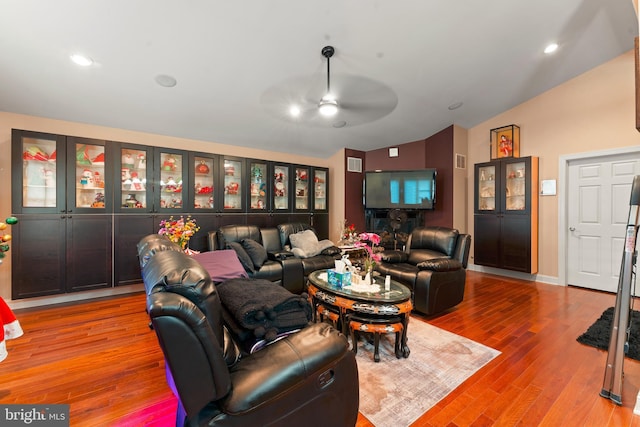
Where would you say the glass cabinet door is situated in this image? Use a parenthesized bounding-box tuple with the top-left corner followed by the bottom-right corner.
(117, 145, 151, 212)
(273, 164, 290, 211)
(504, 160, 527, 211)
(192, 154, 216, 210)
(294, 166, 310, 211)
(16, 132, 62, 211)
(68, 138, 108, 212)
(222, 157, 244, 211)
(158, 150, 185, 210)
(313, 168, 327, 211)
(248, 160, 268, 211)
(477, 164, 497, 212)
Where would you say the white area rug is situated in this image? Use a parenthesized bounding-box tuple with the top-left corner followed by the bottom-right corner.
(355, 318, 500, 427)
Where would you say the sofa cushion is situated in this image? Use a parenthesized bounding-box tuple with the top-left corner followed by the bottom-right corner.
(290, 229, 336, 259)
(289, 230, 319, 257)
(241, 238, 268, 268)
(227, 242, 255, 274)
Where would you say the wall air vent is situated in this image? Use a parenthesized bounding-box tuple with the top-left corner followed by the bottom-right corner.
(455, 153, 467, 169)
(347, 157, 362, 173)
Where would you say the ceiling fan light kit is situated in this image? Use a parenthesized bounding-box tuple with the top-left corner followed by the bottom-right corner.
(318, 98, 338, 116)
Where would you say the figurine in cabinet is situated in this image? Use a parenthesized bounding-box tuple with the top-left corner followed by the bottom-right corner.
(80, 169, 93, 187)
(122, 153, 134, 169)
(91, 193, 105, 208)
(130, 172, 143, 191)
(163, 155, 177, 172)
(225, 182, 239, 195)
(196, 160, 209, 174)
(499, 135, 513, 158)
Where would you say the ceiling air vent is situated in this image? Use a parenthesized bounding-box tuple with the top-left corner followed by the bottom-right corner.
(347, 157, 362, 173)
(455, 153, 467, 169)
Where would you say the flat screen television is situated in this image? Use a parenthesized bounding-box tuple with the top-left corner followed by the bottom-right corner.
(364, 169, 437, 210)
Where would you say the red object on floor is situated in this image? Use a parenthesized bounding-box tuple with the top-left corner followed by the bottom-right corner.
(0, 297, 23, 362)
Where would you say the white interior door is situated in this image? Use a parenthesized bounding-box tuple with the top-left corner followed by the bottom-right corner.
(567, 154, 640, 292)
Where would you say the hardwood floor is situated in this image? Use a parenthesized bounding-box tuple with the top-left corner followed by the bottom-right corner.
(2, 271, 640, 426)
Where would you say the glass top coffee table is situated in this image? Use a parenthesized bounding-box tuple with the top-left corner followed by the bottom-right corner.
(307, 269, 412, 361)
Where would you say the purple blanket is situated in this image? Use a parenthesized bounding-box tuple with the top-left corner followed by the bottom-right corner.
(192, 250, 249, 283)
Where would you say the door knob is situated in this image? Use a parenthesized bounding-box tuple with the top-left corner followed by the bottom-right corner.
(569, 227, 576, 231)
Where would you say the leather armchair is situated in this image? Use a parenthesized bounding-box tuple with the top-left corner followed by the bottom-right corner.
(376, 226, 471, 316)
(209, 225, 305, 294)
(276, 222, 341, 278)
(140, 239, 359, 427)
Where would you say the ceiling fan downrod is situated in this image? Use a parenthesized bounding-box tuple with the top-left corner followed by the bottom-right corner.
(319, 46, 338, 117)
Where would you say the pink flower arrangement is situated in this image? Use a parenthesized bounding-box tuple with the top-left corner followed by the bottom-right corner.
(355, 232, 382, 273)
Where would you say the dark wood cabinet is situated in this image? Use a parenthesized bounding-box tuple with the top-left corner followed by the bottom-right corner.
(11, 129, 331, 299)
(11, 130, 112, 298)
(473, 156, 539, 273)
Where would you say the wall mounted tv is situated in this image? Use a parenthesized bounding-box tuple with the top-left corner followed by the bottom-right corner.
(364, 169, 437, 210)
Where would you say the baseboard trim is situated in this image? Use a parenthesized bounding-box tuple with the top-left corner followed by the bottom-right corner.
(6, 284, 145, 310)
(468, 264, 559, 286)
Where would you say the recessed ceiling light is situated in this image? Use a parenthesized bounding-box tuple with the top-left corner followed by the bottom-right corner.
(289, 105, 301, 117)
(448, 102, 463, 110)
(70, 54, 93, 67)
(155, 74, 177, 88)
(544, 43, 559, 54)
(333, 120, 346, 128)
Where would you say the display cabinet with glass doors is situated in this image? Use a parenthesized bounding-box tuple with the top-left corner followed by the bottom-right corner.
(294, 166, 310, 211)
(313, 168, 328, 212)
(221, 156, 245, 212)
(191, 153, 216, 210)
(248, 160, 269, 211)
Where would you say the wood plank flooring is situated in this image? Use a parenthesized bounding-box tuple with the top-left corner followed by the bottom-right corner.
(1, 271, 640, 426)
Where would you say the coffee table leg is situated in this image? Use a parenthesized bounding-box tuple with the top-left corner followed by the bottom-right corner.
(401, 314, 410, 358)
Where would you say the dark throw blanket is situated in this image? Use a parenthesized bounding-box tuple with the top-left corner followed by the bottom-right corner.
(216, 278, 312, 343)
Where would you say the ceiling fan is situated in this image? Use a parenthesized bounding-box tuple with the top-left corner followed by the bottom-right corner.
(260, 46, 399, 128)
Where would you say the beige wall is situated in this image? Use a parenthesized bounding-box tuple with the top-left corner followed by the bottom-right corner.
(0, 113, 331, 300)
(466, 49, 640, 282)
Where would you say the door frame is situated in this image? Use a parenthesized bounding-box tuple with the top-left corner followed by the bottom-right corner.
(558, 146, 640, 286)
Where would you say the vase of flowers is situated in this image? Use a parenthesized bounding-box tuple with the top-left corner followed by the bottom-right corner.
(158, 215, 200, 252)
(354, 232, 382, 278)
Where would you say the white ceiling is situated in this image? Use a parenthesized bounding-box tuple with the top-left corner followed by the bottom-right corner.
(0, 1, 637, 158)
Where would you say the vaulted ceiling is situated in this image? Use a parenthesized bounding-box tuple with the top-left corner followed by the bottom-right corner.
(0, 1, 637, 158)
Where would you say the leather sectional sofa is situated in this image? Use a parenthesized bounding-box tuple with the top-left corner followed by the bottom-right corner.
(375, 226, 471, 316)
(208, 223, 340, 294)
(138, 234, 359, 427)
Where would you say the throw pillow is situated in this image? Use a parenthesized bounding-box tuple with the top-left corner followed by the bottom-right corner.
(289, 229, 321, 258)
(241, 238, 268, 269)
(226, 242, 255, 274)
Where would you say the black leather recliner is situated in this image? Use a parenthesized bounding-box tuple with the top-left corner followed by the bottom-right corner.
(138, 236, 359, 427)
(276, 222, 341, 278)
(209, 224, 305, 294)
(375, 226, 471, 316)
